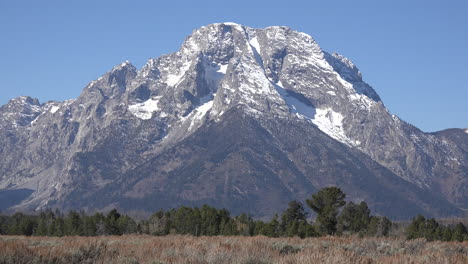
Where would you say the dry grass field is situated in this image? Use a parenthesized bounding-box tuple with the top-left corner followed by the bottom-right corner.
(1, 235, 467, 264)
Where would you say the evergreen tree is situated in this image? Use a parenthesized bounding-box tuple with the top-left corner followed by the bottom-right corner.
(35, 217, 48, 236)
(269, 214, 280, 237)
(163, 211, 172, 235)
(306, 187, 346, 235)
(280, 201, 308, 236)
(252, 220, 266, 236)
(423, 218, 439, 241)
(43, 210, 57, 236)
(452, 223, 467, 242)
(442, 226, 453, 241)
(281, 201, 307, 224)
(337, 201, 371, 234)
(298, 220, 318, 238)
(117, 215, 138, 234)
(106, 209, 122, 235)
(0, 215, 4, 235)
(406, 215, 425, 239)
(235, 213, 254, 236)
(64, 211, 82, 235)
(82, 214, 97, 236)
(379, 217, 392, 237)
(220, 218, 237, 236)
(52, 217, 65, 237)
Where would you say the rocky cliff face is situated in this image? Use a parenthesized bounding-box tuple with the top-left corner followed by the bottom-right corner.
(0, 23, 466, 219)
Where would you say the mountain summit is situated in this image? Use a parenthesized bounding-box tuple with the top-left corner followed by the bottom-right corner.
(0, 23, 466, 219)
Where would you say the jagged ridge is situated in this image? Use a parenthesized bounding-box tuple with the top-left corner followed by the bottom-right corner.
(0, 23, 466, 219)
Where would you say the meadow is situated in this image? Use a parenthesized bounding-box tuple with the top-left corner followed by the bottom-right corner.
(1, 235, 467, 264)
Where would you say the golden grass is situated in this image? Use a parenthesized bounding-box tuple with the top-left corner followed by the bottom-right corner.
(0, 235, 467, 264)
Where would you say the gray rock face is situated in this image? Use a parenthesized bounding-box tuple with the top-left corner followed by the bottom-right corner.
(0, 23, 466, 219)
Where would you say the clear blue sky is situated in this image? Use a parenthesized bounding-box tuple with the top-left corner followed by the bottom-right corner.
(1, 0, 467, 132)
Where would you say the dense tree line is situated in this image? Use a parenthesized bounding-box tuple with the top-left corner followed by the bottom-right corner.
(406, 215, 468, 241)
(0, 209, 137, 236)
(0, 187, 466, 241)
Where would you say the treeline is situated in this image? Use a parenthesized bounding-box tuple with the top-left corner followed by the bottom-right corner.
(139, 201, 391, 238)
(139, 187, 393, 238)
(406, 215, 468, 242)
(0, 209, 137, 236)
(0, 187, 466, 242)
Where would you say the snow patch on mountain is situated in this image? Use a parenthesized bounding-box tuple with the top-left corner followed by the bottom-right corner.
(49, 106, 60, 114)
(218, 64, 228, 74)
(312, 108, 355, 146)
(349, 93, 375, 111)
(128, 97, 162, 120)
(188, 100, 214, 131)
(222, 22, 241, 27)
(275, 81, 315, 119)
(204, 63, 228, 86)
(249, 37, 261, 54)
(273, 79, 356, 146)
(166, 62, 191, 87)
(465, 129, 468, 134)
(180, 96, 215, 131)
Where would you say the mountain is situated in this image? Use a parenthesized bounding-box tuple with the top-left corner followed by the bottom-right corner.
(0, 23, 466, 219)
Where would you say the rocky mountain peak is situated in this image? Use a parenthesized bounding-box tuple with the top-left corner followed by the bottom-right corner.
(0, 23, 466, 219)
(101, 23, 396, 151)
(324, 52, 381, 102)
(0, 96, 43, 128)
(9, 96, 41, 106)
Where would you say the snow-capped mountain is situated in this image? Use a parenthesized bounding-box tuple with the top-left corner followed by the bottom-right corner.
(0, 23, 466, 219)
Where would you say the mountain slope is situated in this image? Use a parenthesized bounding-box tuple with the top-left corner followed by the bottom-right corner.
(0, 23, 466, 219)
(57, 107, 461, 219)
